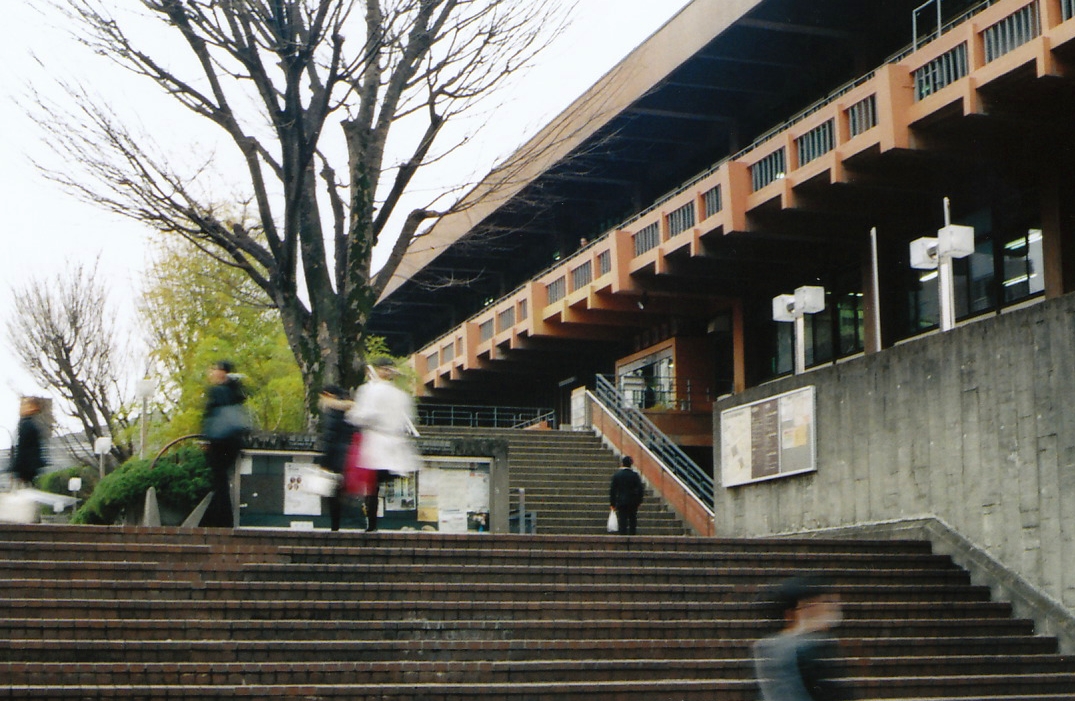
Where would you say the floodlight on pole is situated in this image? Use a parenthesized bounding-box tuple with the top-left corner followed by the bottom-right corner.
(772, 285, 826, 375)
(910, 197, 974, 331)
(93, 436, 112, 479)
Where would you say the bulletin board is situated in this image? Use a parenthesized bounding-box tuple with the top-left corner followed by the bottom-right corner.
(720, 385, 816, 487)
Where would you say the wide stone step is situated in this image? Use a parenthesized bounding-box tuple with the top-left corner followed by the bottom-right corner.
(0, 525, 938, 555)
(0, 680, 758, 701)
(0, 579, 995, 606)
(5, 658, 1073, 687)
(0, 636, 1058, 665)
(0, 616, 1037, 641)
(0, 596, 1015, 625)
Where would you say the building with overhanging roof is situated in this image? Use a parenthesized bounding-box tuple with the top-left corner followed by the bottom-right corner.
(371, 0, 1075, 634)
(373, 0, 1073, 417)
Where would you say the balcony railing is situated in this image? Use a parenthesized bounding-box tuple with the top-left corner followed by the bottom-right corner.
(847, 94, 878, 137)
(666, 202, 696, 237)
(571, 261, 593, 291)
(702, 185, 722, 218)
(546, 276, 566, 304)
(751, 148, 786, 192)
(594, 374, 713, 508)
(633, 222, 661, 256)
(796, 119, 835, 166)
(984, 1, 1040, 61)
(914, 42, 969, 99)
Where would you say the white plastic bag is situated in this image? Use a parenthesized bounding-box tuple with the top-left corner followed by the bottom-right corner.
(300, 466, 340, 497)
(0, 490, 40, 524)
(606, 509, 618, 533)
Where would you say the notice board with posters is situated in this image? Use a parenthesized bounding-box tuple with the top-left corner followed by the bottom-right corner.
(720, 385, 816, 488)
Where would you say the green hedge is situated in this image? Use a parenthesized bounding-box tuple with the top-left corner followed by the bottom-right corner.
(71, 445, 211, 525)
(36, 465, 99, 500)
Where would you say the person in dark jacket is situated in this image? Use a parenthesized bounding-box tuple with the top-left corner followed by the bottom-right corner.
(753, 576, 854, 701)
(200, 360, 248, 528)
(609, 455, 645, 535)
(317, 384, 354, 531)
(10, 397, 47, 486)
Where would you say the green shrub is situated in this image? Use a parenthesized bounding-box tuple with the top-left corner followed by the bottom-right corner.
(71, 444, 211, 525)
(37, 464, 100, 500)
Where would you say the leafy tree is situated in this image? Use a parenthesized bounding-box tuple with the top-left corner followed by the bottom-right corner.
(139, 238, 308, 442)
(33, 0, 572, 400)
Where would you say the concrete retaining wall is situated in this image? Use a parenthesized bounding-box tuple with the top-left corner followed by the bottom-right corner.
(713, 294, 1075, 617)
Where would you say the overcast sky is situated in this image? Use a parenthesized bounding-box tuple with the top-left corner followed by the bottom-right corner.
(0, 0, 693, 449)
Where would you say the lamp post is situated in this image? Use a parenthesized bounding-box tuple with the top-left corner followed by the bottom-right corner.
(772, 285, 826, 375)
(93, 436, 112, 479)
(135, 377, 156, 459)
(910, 197, 975, 332)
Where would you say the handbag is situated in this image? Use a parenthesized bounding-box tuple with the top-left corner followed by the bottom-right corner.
(606, 509, 619, 533)
(204, 403, 253, 440)
(299, 466, 340, 497)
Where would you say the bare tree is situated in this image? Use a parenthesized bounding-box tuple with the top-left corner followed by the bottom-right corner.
(29, 0, 572, 399)
(6, 261, 134, 466)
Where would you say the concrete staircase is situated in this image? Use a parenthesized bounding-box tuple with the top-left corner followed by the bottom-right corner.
(1, 524, 1074, 699)
(420, 425, 692, 535)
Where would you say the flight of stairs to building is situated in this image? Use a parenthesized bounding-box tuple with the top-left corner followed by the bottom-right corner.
(420, 425, 692, 535)
(1, 524, 1073, 699)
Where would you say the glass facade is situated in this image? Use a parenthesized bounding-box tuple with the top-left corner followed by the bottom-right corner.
(908, 207, 1044, 333)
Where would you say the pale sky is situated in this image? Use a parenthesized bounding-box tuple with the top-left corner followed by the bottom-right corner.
(0, 1, 694, 449)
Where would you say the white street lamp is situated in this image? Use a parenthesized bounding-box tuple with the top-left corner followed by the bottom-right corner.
(910, 197, 975, 331)
(93, 436, 112, 479)
(773, 285, 826, 375)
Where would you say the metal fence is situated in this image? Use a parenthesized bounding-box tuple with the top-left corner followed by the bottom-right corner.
(417, 404, 557, 429)
(750, 148, 786, 192)
(983, 1, 1040, 62)
(594, 375, 713, 508)
(796, 119, 835, 166)
(847, 94, 878, 138)
(913, 42, 969, 100)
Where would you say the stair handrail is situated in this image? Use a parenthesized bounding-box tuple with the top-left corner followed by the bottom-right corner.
(594, 374, 713, 508)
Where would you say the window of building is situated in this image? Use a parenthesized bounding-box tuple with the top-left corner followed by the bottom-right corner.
(906, 207, 1044, 334)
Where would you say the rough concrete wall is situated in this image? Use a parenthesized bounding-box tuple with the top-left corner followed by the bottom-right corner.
(713, 294, 1075, 611)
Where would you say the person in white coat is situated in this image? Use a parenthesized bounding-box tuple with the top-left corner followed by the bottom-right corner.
(346, 357, 420, 530)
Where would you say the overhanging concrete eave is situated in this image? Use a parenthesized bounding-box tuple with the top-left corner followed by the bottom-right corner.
(377, 0, 766, 303)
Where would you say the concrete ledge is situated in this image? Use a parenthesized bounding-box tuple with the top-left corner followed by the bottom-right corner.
(770, 516, 1075, 655)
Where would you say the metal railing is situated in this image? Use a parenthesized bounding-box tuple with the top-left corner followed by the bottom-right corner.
(702, 185, 722, 218)
(417, 404, 557, 429)
(666, 201, 696, 237)
(847, 94, 878, 137)
(594, 375, 713, 508)
(983, 1, 1040, 62)
(796, 119, 835, 166)
(633, 222, 661, 255)
(750, 148, 786, 192)
(913, 42, 969, 99)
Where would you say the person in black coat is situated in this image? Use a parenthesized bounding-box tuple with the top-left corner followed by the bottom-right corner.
(317, 384, 354, 531)
(609, 455, 645, 535)
(200, 360, 247, 528)
(10, 397, 46, 486)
